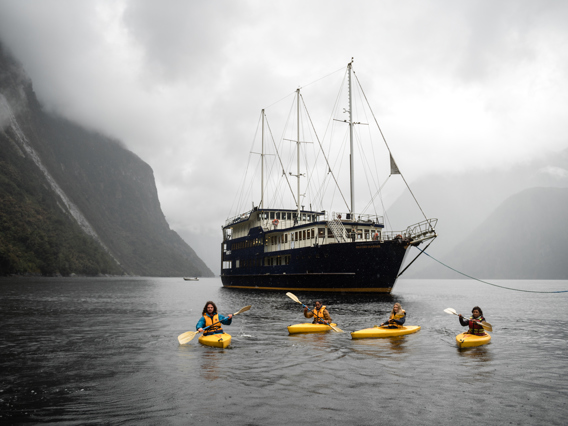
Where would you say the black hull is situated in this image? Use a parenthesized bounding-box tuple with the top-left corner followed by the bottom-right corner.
(221, 240, 411, 293)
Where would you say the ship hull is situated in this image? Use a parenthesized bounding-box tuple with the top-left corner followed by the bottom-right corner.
(221, 240, 411, 293)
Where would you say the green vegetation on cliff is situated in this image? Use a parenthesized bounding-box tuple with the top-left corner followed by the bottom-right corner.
(0, 132, 123, 276)
(0, 42, 213, 277)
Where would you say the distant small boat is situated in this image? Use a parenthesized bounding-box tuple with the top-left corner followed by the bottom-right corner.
(183, 277, 199, 281)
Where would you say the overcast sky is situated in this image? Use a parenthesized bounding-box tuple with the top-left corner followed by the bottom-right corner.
(1, 0, 567, 273)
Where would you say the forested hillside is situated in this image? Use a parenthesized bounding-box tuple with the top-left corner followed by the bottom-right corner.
(0, 42, 213, 277)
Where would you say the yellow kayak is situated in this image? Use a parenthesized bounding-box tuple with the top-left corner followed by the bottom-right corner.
(287, 323, 337, 334)
(456, 332, 491, 348)
(198, 333, 232, 348)
(351, 325, 421, 339)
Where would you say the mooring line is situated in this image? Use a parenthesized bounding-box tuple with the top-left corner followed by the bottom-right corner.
(415, 247, 568, 294)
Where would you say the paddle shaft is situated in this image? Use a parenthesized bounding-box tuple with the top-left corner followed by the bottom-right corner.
(452, 312, 492, 331)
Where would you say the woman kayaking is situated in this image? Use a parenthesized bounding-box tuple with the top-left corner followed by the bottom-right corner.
(458, 306, 487, 335)
(380, 302, 406, 328)
(196, 301, 233, 336)
(303, 300, 332, 325)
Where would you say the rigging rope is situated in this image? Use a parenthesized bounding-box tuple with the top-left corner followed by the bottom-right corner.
(353, 69, 433, 232)
(301, 94, 350, 212)
(415, 246, 568, 293)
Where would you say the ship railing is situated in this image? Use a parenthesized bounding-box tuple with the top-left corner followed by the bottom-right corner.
(326, 211, 384, 225)
(225, 209, 254, 227)
(382, 219, 438, 242)
(406, 218, 438, 241)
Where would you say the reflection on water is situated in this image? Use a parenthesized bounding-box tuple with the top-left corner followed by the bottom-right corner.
(1, 277, 567, 424)
(198, 348, 225, 381)
(457, 345, 494, 362)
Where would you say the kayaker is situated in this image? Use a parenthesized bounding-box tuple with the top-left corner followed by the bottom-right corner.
(380, 302, 406, 328)
(458, 306, 486, 335)
(196, 301, 233, 336)
(304, 301, 332, 324)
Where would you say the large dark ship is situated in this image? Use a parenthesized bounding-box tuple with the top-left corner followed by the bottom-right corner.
(221, 61, 437, 293)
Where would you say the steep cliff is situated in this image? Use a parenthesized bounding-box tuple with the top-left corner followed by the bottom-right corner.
(0, 43, 213, 277)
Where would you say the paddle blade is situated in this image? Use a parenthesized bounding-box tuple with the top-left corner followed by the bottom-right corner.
(286, 292, 302, 304)
(234, 305, 252, 316)
(444, 308, 458, 316)
(481, 321, 493, 332)
(178, 330, 200, 345)
(330, 324, 344, 333)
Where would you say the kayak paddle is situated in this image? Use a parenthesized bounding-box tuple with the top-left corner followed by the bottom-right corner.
(444, 308, 493, 332)
(178, 305, 252, 344)
(286, 292, 344, 333)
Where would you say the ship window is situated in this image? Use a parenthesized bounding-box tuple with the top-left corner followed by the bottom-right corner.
(276, 212, 280, 220)
(303, 230, 306, 240)
(284, 234, 288, 243)
(312, 228, 315, 239)
(222, 261, 232, 269)
(318, 228, 325, 238)
(307, 229, 310, 239)
(287, 212, 291, 220)
(293, 213, 297, 219)
(327, 228, 333, 237)
(236, 260, 240, 268)
(270, 212, 275, 219)
(295, 231, 298, 241)
(365, 230, 369, 239)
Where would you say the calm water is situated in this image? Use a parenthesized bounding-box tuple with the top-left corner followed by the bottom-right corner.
(1, 277, 567, 425)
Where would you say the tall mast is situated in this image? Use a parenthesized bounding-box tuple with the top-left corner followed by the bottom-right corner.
(296, 88, 301, 217)
(261, 109, 265, 211)
(348, 60, 355, 216)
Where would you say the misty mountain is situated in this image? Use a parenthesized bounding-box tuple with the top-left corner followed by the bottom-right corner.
(387, 149, 568, 279)
(417, 187, 568, 279)
(0, 42, 213, 277)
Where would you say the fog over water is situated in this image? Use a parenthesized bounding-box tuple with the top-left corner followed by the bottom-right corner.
(1, 277, 567, 424)
(1, 1, 568, 272)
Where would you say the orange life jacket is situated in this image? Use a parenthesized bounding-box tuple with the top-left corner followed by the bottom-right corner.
(312, 306, 328, 324)
(203, 313, 223, 336)
(388, 310, 406, 328)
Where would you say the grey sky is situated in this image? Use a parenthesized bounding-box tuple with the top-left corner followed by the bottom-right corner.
(1, 0, 567, 273)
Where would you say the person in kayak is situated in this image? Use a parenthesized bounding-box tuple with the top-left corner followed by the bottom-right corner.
(196, 301, 233, 336)
(304, 301, 332, 324)
(380, 302, 406, 328)
(458, 306, 486, 335)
